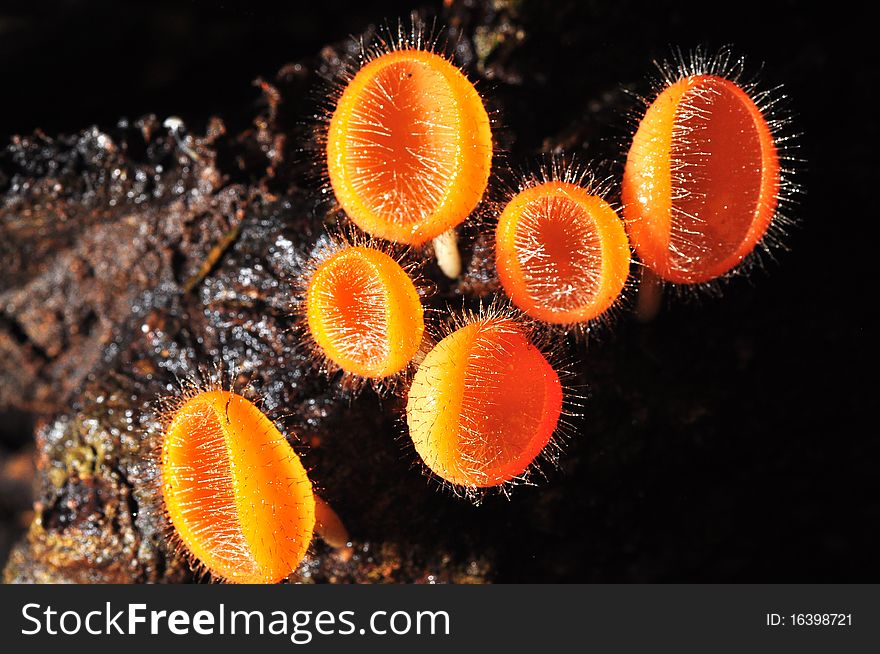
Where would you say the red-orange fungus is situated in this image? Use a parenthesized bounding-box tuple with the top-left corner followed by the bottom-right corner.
(622, 74, 780, 284)
(495, 181, 630, 325)
(161, 390, 315, 583)
(406, 316, 563, 488)
(327, 48, 493, 245)
(305, 245, 425, 379)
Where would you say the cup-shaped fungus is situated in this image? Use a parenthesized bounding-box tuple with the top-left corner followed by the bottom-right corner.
(326, 45, 493, 269)
(305, 244, 424, 379)
(622, 72, 780, 284)
(161, 390, 315, 583)
(406, 314, 563, 489)
(495, 180, 630, 326)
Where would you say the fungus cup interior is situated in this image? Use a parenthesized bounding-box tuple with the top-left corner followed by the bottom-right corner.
(305, 245, 425, 378)
(623, 74, 779, 283)
(496, 181, 630, 324)
(161, 390, 315, 583)
(327, 49, 492, 245)
(407, 318, 562, 487)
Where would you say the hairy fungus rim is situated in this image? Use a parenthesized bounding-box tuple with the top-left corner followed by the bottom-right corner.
(327, 48, 493, 245)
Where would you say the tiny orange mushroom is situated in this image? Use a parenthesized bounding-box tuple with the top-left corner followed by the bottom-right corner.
(161, 390, 315, 584)
(326, 48, 493, 247)
(495, 181, 630, 326)
(622, 73, 780, 284)
(406, 315, 563, 489)
(305, 245, 424, 379)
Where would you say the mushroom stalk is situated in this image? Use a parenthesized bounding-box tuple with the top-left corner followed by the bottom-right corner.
(433, 229, 462, 279)
(635, 266, 663, 323)
(314, 496, 349, 549)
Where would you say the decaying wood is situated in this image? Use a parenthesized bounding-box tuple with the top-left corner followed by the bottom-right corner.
(0, 0, 536, 583)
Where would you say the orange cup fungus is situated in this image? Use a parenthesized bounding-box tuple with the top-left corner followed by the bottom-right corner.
(326, 48, 493, 246)
(622, 73, 780, 284)
(161, 390, 315, 583)
(406, 315, 563, 489)
(496, 181, 630, 325)
(305, 245, 424, 379)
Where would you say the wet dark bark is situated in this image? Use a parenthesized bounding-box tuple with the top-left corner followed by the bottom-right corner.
(0, 0, 532, 583)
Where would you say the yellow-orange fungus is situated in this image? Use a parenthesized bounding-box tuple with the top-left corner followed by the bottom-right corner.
(305, 245, 424, 378)
(161, 390, 315, 583)
(495, 181, 630, 325)
(406, 316, 563, 488)
(327, 49, 492, 245)
(622, 74, 780, 284)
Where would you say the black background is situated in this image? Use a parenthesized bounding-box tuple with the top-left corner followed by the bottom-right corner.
(0, 0, 875, 581)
